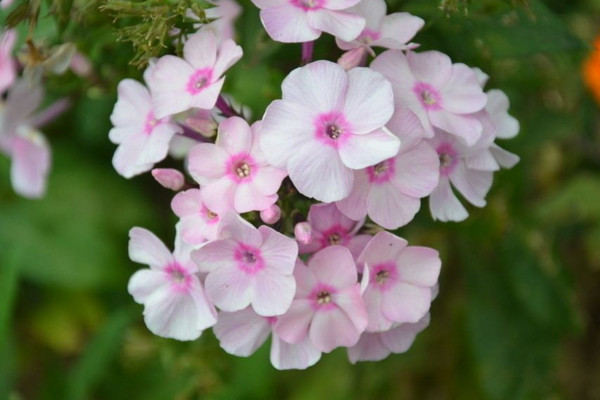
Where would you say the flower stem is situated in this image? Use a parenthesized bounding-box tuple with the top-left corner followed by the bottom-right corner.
(301, 41, 314, 65)
(177, 123, 209, 142)
(215, 95, 242, 118)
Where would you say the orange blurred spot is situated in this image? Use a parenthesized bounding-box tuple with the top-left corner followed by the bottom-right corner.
(583, 36, 600, 104)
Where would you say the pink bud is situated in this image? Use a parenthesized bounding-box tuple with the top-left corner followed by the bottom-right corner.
(70, 51, 93, 78)
(151, 168, 185, 191)
(184, 110, 217, 138)
(294, 222, 312, 245)
(337, 48, 368, 71)
(260, 204, 281, 224)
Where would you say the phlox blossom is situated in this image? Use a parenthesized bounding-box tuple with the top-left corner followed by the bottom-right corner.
(336, 109, 439, 229)
(109, 77, 182, 178)
(171, 188, 221, 245)
(371, 50, 487, 145)
(251, 0, 365, 43)
(274, 246, 368, 352)
(299, 202, 371, 260)
(336, 0, 423, 68)
(192, 213, 298, 316)
(188, 117, 287, 214)
(261, 60, 399, 202)
(204, 0, 242, 43)
(357, 231, 440, 331)
(214, 307, 322, 370)
(147, 30, 242, 119)
(127, 226, 217, 341)
(0, 80, 51, 198)
(347, 314, 430, 363)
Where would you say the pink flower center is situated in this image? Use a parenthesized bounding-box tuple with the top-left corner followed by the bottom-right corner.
(226, 153, 257, 183)
(187, 68, 213, 95)
(143, 112, 162, 135)
(290, 0, 324, 11)
(201, 205, 219, 225)
(358, 29, 380, 45)
(366, 158, 395, 183)
(234, 243, 265, 274)
(413, 82, 442, 110)
(310, 283, 337, 311)
(314, 112, 351, 148)
(165, 263, 192, 291)
(319, 225, 349, 248)
(370, 262, 398, 291)
(436, 142, 458, 176)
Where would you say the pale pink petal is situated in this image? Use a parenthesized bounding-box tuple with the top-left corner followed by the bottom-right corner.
(357, 231, 407, 270)
(205, 264, 253, 312)
(191, 239, 237, 272)
(259, 225, 298, 275)
(260, 5, 320, 43)
(188, 143, 229, 185)
(189, 78, 225, 110)
(129, 227, 174, 269)
(143, 277, 217, 341)
(345, 0, 386, 30)
(337, 47, 368, 69)
(370, 50, 416, 95)
(465, 149, 500, 171)
(362, 286, 394, 332)
(110, 79, 151, 127)
(393, 141, 440, 197)
(342, 67, 394, 134)
(152, 168, 185, 191)
(233, 182, 277, 213)
(0, 30, 16, 93)
(213, 39, 243, 78)
(213, 308, 271, 356)
(293, 259, 318, 298)
(380, 314, 430, 353)
(308, 202, 356, 233)
(428, 111, 482, 146)
(274, 299, 314, 344)
(486, 89, 519, 139)
(148, 56, 194, 118)
(385, 108, 427, 149)
(429, 177, 468, 222)
(325, 0, 362, 10)
(216, 116, 253, 154)
(334, 286, 368, 333)
(345, 234, 372, 261)
(396, 247, 441, 287)
(251, 270, 296, 316)
(375, 13, 424, 49)
(10, 133, 51, 198)
(440, 63, 487, 114)
(309, 245, 357, 289)
(251, 165, 287, 196)
(251, 0, 286, 9)
(4, 80, 44, 129)
(171, 189, 203, 217)
(338, 128, 400, 169)
(309, 307, 361, 352)
(137, 123, 179, 165)
(260, 99, 315, 168)
(307, 9, 365, 42)
(287, 142, 353, 202)
(281, 60, 348, 113)
(449, 162, 492, 207)
(347, 332, 390, 363)
(381, 283, 431, 324)
(490, 144, 519, 169)
(367, 183, 420, 229)
(407, 50, 452, 88)
(183, 30, 217, 69)
(270, 333, 322, 370)
(336, 170, 370, 221)
(179, 216, 213, 245)
(112, 134, 153, 178)
(128, 269, 167, 304)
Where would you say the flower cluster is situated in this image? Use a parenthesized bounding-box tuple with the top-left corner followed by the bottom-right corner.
(112, 0, 519, 369)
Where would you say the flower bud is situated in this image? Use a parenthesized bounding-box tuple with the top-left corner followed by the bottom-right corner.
(294, 222, 312, 245)
(337, 48, 368, 71)
(151, 168, 185, 191)
(260, 204, 281, 224)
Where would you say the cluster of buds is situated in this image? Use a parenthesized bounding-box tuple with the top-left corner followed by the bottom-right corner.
(111, 0, 519, 369)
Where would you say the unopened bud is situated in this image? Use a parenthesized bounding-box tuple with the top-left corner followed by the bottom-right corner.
(294, 222, 312, 245)
(337, 48, 368, 71)
(260, 204, 281, 224)
(151, 168, 185, 191)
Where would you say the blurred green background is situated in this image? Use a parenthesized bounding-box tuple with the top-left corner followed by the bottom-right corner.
(1, 0, 599, 398)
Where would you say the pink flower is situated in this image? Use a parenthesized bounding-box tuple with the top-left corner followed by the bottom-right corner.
(261, 60, 399, 202)
(0, 0, 15, 8)
(347, 314, 430, 363)
(213, 307, 322, 370)
(109, 78, 182, 178)
(357, 231, 440, 331)
(192, 213, 298, 316)
(251, 0, 365, 43)
(299, 202, 371, 260)
(427, 116, 500, 222)
(371, 50, 487, 145)
(147, 30, 242, 119)
(127, 226, 217, 341)
(0, 30, 16, 93)
(336, 0, 424, 68)
(152, 168, 185, 191)
(274, 246, 367, 352)
(0, 80, 51, 198)
(260, 204, 282, 224)
(204, 0, 242, 43)
(337, 109, 439, 229)
(188, 117, 287, 214)
(171, 189, 221, 245)
(294, 222, 312, 245)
